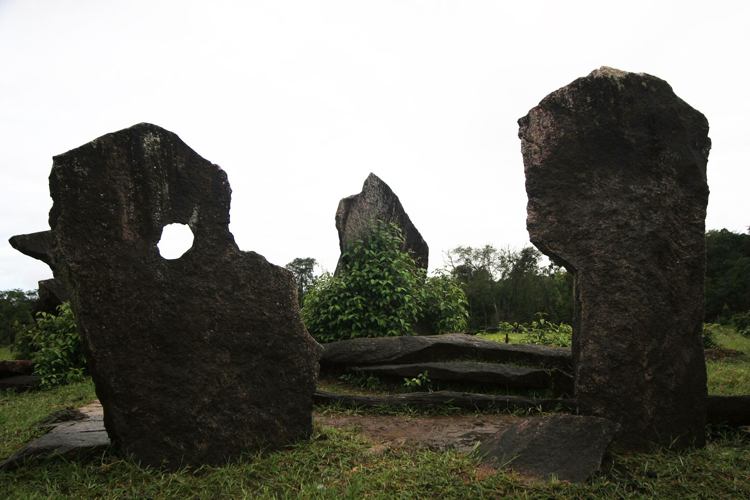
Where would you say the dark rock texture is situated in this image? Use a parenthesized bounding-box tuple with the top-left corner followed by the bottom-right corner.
(8, 231, 69, 314)
(0, 360, 33, 376)
(350, 361, 554, 390)
(314, 390, 575, 412)
(335, 173, 428, 271)
(706, 395, 750, 426)
(478, 414, 618, 483)
(48, 123, 321, 469)
(0, 375, 40, 392)
(519, 67, 710, 449)
(321, 333, 572, 371)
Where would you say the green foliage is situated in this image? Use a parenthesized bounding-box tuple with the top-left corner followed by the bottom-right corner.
(419, 272, 468, 333)
(705, 228, 750, 322)
(337, 373, 384, 391)
(402, 370, 431, 390)
(285, 257, 318, 307)
(731, 311, 750, 336)
(0, 289, 37, 345)
(446, 245, 573, 330)
(302, 222, 467, 342)
(520, 313, 573, 347)
(14, 303, 86, 388)
(702, 324, 719, 349)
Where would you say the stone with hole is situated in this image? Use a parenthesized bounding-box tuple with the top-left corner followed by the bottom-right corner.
(47, 123, 321, 469)
(519, 67, 710, 449)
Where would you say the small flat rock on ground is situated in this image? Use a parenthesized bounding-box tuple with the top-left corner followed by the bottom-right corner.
(350, 361, 554, 389)
(477, 414, 619, 483)
(0, 402, 108, 470)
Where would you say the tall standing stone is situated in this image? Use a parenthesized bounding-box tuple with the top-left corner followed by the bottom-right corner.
(519, 67, 710, 449)
(48, 123, 321, 468)
(335, 173, 428, 272)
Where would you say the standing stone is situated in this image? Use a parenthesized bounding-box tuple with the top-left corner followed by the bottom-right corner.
(335, 173, 428, 272)
(518, 67, 710, 450)
(48, 123, 321, 468)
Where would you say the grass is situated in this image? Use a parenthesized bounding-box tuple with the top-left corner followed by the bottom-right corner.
(0, 344, 13, 360)
(1, 327, 749, 498)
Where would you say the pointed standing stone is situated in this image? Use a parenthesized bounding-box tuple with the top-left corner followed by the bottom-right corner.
(519, 67, 710, 449)
(335, 173, 428, 272)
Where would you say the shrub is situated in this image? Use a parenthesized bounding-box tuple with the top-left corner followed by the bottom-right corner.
(14, 303, 86, 388)
(302, 222, 468, 342)
(731, 311, 750, 336)
(302, 222, 422, 342)
(521, 313, 573, 347)
(419, 272, 468, 334)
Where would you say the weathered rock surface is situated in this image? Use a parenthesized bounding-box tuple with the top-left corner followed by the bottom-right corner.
(335, 173, 428, 272)
(706, 395, 750, 426)
(0, 375, 40, 392)
(314, 390, 575, 412)
(321, 334, 572, 371)
(519, 67, 710, 449)
(478, 414, 619, 483)
(8, 231, 69, 314)
(0, 360, 33, 376)
(0, 402, 108, 470)
(47, 123, 321, 469)
(350, 361, 555, 390)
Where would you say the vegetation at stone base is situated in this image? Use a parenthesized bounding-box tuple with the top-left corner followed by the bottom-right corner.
(302, 222, 468, 342)
(13, 303, 86, 388)
(2, 379, 750, 498)
(0, 345, 12, 360)
(705, 324, 750, 396)
(705, 228, 750, 323)
(0, 289, 37, 346)
(285, 257, 318, 307)
(445, 245, 573, 330)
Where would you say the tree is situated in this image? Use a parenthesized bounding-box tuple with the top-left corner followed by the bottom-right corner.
(705, 228, 750, 321)
(0, 289, 37, 345)
(285, 257, 318, 307)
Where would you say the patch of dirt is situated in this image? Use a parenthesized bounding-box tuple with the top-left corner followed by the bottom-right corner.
(705, 348, 745, 361)
(314, 413, 520, 453)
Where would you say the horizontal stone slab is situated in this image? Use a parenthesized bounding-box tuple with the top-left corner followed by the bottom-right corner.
(349, 361, 554, 390)
(313, 390, 575, 412)
(0, 375, 40, 392)
(706, 395, 750, 426)
(321, 334, 571, 371)
(0, 360, 33, 377)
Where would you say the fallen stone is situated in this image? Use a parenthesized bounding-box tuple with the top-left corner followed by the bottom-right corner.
(519, 67, 710, 449)
(313, 390, 575, 412)
(350, 361, 555, 390)
(0, 360, 33, 376)
(478, 414, 619, 483)
(335, 173, 429, 272)
(321, 334, 571, 371)
(47, 123, 321, 469)
(0, 375, 40, 392)
(0, 402, 108, 470)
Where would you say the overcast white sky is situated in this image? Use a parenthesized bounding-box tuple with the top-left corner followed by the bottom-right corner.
(1, 1, 748, 290)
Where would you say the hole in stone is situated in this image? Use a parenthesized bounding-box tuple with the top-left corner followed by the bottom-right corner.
(157, 223, 194, 260)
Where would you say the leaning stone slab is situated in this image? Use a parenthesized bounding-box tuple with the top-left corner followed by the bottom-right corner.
(0, 402, 108, 470)
(350, 361, 555, 390)
(519, 67, 710, 449)
(478, 414, 618, 483)
(47, 123, 321, 469)
(321, 334, 571, 371)
(335, 173, 429, 272)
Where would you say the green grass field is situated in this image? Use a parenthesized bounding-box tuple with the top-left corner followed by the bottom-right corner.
(1, 328, 749, 498)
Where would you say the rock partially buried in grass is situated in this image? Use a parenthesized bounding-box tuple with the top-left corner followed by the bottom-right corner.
(478, 414, 619, 483)
(48, 123, 321, 469)
(519, 67, 710, 450)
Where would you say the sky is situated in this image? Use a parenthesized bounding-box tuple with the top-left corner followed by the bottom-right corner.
(1, 1, 748, 290)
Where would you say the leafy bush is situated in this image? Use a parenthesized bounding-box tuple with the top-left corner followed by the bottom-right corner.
(731, 311, 750, 336)
(302, 222, 468, 342)
(702, 324, 719, 349)
(419, 272, 468, 334)
(14, 303, 86, 388)
(521, 313, 573, 347)
(403, 370, 431, 391)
